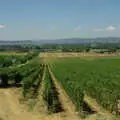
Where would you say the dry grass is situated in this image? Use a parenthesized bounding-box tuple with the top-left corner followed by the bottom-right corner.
(40, 52, 119, 59)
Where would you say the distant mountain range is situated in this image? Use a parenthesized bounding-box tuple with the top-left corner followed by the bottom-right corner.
(0, 37, 120, 45)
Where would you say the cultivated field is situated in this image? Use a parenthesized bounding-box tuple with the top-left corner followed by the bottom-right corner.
(0, 52, 120, 120)
(41, 52, 120, 119)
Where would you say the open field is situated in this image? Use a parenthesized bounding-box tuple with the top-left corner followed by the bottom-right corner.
(40, 52, 120, 58)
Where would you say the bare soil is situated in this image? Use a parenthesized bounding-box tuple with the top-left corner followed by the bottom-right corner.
(0, 87, 81, 120)
(0, 88, 38, 120)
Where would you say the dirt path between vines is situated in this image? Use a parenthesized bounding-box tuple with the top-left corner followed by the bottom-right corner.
(84, 95, 115, 120)
(33, 65, 46, 113)
(48, 66, 80, 120)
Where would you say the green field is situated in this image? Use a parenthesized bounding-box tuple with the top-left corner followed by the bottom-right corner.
(0, 52, 26, 56)
(51, 57, 120, 112)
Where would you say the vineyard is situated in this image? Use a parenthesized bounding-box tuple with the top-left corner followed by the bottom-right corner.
(43, 65, 62, 113)
(0, 52, 38, 68)
(0, 53, 63, 113)
(51, 57, 120, 115)
(0, 52, 120, 120)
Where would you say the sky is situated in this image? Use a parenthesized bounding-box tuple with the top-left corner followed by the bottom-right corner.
(0, 0, 120, 40)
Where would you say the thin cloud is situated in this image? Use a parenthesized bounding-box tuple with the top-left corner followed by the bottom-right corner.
(0, 24, 5, 29)
(94, 25, 116, 32)
(106, 25, 116, 31)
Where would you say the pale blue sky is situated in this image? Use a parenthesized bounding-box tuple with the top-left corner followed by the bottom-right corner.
(0, 0, 120, 40)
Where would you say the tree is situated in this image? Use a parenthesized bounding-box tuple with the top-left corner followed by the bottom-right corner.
(14, 73, 22, 84)
(0, 73, 8, 87)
